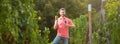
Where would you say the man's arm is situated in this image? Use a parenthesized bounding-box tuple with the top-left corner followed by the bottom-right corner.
(65, 20, 76, 28)
(53, 20, 58, 29)
(65, 22, 75, 28)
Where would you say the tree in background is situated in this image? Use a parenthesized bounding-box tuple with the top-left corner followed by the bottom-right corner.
(92, 0, 120, 44)
(0, 0, 50, 44)
(105, 0, 120, 44)
(70, 15, 88, 44)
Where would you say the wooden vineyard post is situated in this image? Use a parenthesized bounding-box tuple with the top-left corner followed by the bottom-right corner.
(88, 4, 92, 44)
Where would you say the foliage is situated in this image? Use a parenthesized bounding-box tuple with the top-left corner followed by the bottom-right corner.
(105, 0, 120, 44)
(70, 15, 88, 44)
(92, 0, 120, 44)
(0, 0, 50, 44)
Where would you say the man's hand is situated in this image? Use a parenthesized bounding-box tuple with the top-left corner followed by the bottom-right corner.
(64, 23, 70, 27)
(55, 16, 58, 20)
(64, 22, 75, 28)
(53, 16, 58, 30)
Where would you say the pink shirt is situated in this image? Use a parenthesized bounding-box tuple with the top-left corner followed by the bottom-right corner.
(57, 17, 72, 38)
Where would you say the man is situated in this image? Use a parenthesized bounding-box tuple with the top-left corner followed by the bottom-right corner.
(53, 8, 75, 44)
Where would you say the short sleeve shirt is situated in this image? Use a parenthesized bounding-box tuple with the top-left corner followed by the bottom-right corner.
(57, 17, 72, 38)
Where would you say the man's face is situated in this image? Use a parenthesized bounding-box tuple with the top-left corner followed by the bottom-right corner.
(59, 10, 66, 17)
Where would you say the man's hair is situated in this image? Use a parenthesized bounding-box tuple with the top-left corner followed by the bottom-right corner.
(59, 8, 66, 11)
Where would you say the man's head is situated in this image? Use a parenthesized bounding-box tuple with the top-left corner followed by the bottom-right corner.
(59, 8, 66, 17)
